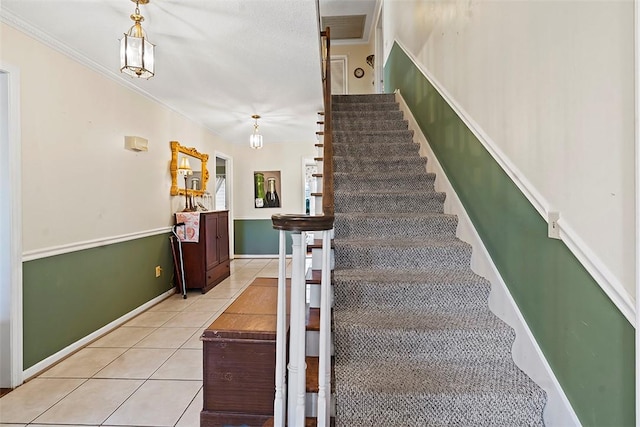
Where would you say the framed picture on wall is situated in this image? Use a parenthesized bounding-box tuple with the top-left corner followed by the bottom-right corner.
(254, 170, 281, 208)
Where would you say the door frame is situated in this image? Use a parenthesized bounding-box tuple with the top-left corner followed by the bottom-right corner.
(1, 62, 23, 388)
(330, 55, 348, 95)
(634, 0, 639, 423)
(373, 0, 385, 93)
(214, 151, 234, 259)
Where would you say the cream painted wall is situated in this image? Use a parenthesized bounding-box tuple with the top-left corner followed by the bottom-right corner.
(1, 23, 234, 252)
(332, 42, 376, 95)
(384, 1, 635, 299)
(233, 141, 315, 219)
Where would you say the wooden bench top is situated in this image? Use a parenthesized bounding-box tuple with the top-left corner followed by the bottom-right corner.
(201, 277, 289, 342)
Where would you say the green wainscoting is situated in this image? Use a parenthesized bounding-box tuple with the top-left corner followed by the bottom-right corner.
(385, 42, 634, 426)
(22, 233, 174, 369)
(234, 219, 293, 256)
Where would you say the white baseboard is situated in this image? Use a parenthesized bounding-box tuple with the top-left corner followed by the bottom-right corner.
(396, 91, 581, 427)
(23, 288, 176, 380)
(233, 254, 282, 259)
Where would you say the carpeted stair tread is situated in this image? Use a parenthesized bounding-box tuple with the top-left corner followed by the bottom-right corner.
(333, 280, 491, 312)
(336, 212, 453, 219)
(334, 191, 446, 214)
(334, 212, 458, 239)
(334, 172, 435, 193)
(334, 360, 545, 427)
(333, 119, 409, 131)
(334, 236, 470, 249)
(333, 141, 419, 157)
(333, 156, 427, 173)
(334, 305, 513, 334)
(332, 268, 492, 309)
(332, 129, 414, 138)
(334, 308, 515, 362)
(332, 130, 415, 144)
(333, 93, 396, 103)
(334, 239, 472, 270)
(333, 110, 404, 121)
(333, 102, 399, 111)
(332, 267, 489, 286)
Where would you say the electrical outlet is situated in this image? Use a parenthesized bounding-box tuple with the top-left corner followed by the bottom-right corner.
(548, 212, 560, 239)
(155, 266, 162, 278)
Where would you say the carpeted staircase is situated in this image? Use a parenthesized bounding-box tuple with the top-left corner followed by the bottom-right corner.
(330, 93, 547, 426)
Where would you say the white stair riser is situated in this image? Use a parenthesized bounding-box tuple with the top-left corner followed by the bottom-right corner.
(308, 282, 334, 309)
(312, 248, 334, 270)
(306, 330, 334, 357)
(305, 393, 336, 418)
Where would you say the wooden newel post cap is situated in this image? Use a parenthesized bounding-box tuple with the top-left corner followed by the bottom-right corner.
(271, 214, 334, 232)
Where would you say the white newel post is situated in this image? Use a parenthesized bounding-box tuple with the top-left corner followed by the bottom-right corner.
(288, 232, 307, 427)
(273, 230, 287, 427)
(317, 229, 332, 426)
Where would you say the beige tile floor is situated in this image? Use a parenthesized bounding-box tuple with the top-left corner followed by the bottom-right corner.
(0, 258, 285, 427)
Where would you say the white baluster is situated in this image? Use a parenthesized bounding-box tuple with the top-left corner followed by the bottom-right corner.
(317, 229, 332, 426)
(273, 230, 287, 427)
(288, 232, 307, 427)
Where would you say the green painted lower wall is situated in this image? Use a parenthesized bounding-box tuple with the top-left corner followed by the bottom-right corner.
(385, 43, 634, 426)
(22, 233, 174, 369)
(234, 219, 293, 255)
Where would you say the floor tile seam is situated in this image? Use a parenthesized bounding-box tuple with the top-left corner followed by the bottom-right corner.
(144, 378, 203, 383)
(5, 377, 90, 425)
(173, 384, 204, 427)
(91, 346, 181, 382)
(96, 377, 147, 426)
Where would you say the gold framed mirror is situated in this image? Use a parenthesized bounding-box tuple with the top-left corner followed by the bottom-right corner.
(170, 140, 209, 196)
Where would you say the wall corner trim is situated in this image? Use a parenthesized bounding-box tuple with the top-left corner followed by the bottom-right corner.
(396, 90, 581, 426)
(392, 39, 635, 327)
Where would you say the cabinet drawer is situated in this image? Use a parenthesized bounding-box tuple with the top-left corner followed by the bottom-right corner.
(206, 261, 230, 286)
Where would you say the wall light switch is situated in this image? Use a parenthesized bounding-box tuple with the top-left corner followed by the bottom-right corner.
(155, 266, 162, 277)
(548, 212, 560, 239)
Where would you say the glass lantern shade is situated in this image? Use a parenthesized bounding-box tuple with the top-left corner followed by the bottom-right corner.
(120, 26, 155, 79)
(250, 133, 263, 150)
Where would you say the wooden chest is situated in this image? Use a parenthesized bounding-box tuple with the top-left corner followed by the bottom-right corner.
(201, 278, 288, 427)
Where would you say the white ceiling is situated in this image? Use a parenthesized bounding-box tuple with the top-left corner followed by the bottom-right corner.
(0, 0, 378, 146)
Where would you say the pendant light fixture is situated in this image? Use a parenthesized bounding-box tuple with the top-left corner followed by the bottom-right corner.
(250, 115, 264, 149)
(120, 0, 155, 79)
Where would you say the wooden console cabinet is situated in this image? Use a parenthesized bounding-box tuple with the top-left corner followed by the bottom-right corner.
(178, 210, 230, 293)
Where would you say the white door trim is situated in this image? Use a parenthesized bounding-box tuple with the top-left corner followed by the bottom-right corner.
(330, 55, 348, 95)
(373, 0, 384, 93)
(214, 151, 234, 259)
(634, 0, 639, 423)
(1, 61, 23, 388)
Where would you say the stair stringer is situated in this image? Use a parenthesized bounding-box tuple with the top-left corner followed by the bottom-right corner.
(395, 90, 581, 427)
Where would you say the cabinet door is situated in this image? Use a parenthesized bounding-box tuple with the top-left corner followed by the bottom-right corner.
(217, 212, 229, 262)
(205, 213, 220, 270)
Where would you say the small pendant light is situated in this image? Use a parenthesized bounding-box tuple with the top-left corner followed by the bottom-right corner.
(250, 115, 264, 149)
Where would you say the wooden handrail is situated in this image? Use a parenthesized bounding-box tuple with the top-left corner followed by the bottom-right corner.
(321, 27, 334, 217)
